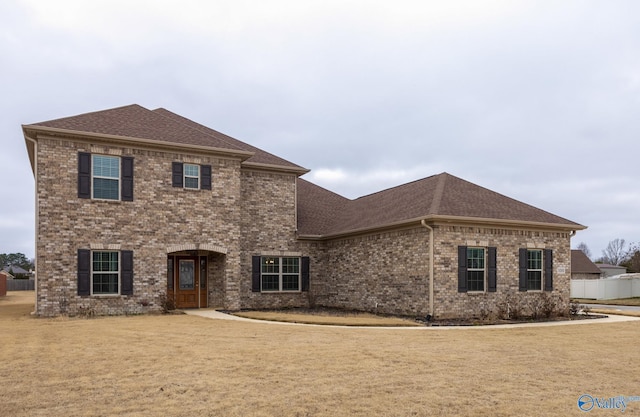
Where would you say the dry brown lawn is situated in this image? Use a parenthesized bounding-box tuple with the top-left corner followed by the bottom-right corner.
(573, 297, 640, 306)
(2, 291, 640, 417)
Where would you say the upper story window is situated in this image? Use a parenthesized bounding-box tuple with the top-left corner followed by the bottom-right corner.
(172, 162, 212, 190)
(93, 155, 120, 200)
(183, 164, 200, 189)
(78, 152, 134, 201)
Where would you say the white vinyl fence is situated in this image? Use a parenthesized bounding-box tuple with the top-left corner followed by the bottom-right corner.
(571, 274, 640, 300)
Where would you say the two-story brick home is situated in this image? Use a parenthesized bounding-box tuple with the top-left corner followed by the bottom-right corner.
(23, 104, 585, 318)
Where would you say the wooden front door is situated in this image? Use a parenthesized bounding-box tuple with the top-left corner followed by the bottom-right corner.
(176, 257, 198, 308)
(168, 255, 208, 309)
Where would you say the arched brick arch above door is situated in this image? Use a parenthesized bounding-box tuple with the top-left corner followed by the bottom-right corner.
(165, 244, 228, 255)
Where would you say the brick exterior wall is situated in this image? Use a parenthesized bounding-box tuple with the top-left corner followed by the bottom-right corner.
(239, 169, 311, 309)
(310, 227, 430, 316)
(33, 136, 574, 319)
(431, 224, 571, 319)
(34, 137, 244, 316)
(302, 224, 572, 319)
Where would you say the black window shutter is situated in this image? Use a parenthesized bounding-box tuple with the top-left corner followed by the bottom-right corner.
(172, 162, 183, 187)
(518, 248, 528, 292)
(201, 165, 212, 190)
(301, 256, 310, 292)
(78, 152, 91, 199)
(77, 249, 91, 296)
(544, 249, 553, 291)
(251, 256, 261, 292)
(457, 246, 468, 293)
(121, 250, 134, 295)
(121, 157, 134, 201)
(488, 247, 497, 292)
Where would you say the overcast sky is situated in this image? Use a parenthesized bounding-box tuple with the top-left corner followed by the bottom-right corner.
(1, 0, 639, 260)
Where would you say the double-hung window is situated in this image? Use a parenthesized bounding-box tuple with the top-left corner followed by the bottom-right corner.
(526, 249, 543, 291)
(77, 249, 134, 296)
(78, 152, 133, 201)
(466, 248, 485, 292)
(260, 257, 300, 292)
(93, 155, 120, 200)
(251, 256, 310, 293)
(458, 246, 497, 293)
(171, 162, 212, 190)
(518, 248, 553, 292)
(183, 164, 200, 189)
(92, 251, 119, 295)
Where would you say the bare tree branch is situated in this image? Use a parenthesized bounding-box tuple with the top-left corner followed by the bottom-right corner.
(601, 238, 629, 265)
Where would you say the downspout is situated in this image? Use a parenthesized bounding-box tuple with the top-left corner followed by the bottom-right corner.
(420, 219, 434, 318)
(24, 134, 38, 315)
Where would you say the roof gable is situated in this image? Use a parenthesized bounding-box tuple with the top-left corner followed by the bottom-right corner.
(298, 172, 585, 237)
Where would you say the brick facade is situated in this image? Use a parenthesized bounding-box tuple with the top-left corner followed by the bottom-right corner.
(34, 137, 244, 316)
(301, 224, 571, 319)
(26, 107, 581, 319)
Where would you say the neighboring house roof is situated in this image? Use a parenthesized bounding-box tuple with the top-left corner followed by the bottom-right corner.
(1, 265, 29, 275)
(0, 270, 14, 279)
(570, 250, 601, 274)
(297, 173, 586, 238)
(597, 264, 626, 271)
(23, 104, 308, 174)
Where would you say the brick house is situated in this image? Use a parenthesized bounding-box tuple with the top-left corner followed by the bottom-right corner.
(23, 105, 585, 318)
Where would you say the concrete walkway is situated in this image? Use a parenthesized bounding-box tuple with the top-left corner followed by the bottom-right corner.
(183, 308, 640, 329)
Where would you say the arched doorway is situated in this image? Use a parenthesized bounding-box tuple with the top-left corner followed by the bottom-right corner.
(166, 244, 227, 309)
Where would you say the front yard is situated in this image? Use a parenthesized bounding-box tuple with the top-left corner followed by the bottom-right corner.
(2, 291, 640, 416)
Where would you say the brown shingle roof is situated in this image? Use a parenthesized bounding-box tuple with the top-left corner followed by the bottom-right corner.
(26, 104, 307, 172)
(298, 173, 585, 237)
(571, 250, 602, 274)
(297, 179, 350, 235)
(153, 108, 305, 170)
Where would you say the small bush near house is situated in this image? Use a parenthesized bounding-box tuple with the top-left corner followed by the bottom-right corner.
(159, 293, 176, 313)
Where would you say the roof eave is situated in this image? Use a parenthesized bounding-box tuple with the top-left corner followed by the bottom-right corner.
(21, 125, 256, 161)
(297, 214, 586, 241)
(426, 214, 587, 231)
(242, 161, 310, 175)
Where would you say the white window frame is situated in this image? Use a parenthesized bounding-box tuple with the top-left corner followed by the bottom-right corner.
(527, 249, 543, 291)
(91, 250, 120, 296)
(261, 256, 301, 292)
(466, 247, 486, 292)
(92, 155, 121, 200)
(183, 163, 200, 189)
